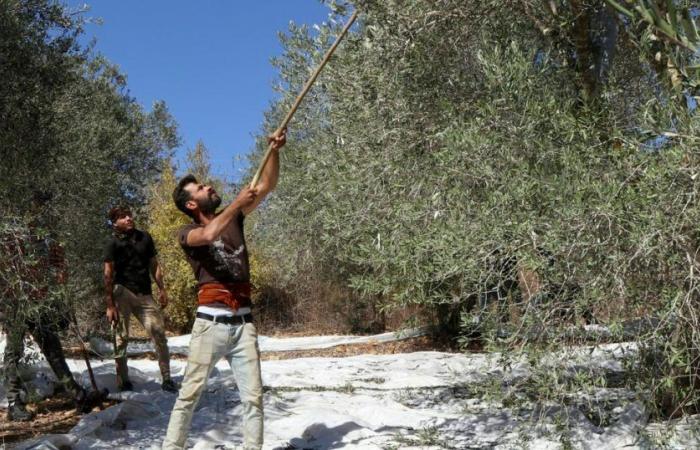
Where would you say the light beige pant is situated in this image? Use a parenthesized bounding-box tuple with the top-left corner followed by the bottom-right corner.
(162, 318, 263, 450)
(113, 284, 171, 385)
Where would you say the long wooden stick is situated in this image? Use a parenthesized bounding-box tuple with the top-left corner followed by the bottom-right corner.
(250, 10, 359, 188)
(69, 309, 106, 402)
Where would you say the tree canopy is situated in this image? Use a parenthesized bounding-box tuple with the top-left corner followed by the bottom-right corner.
(0, 0, 178, 327)
(248, 0, 700, 415)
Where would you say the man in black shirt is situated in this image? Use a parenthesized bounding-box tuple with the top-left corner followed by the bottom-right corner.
(103, 206, 177, 392)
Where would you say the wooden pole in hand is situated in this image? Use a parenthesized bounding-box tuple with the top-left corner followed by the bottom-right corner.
(250, 10, 359, 189)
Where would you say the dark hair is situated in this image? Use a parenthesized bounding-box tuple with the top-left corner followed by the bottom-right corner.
(108, 206, 132, 223)
(173, 174, 198, 219)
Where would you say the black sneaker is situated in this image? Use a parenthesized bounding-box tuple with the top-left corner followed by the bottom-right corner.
(119, 380, 134, 392)
(7, 402, 34, 421)
(161, 379, 179, 393)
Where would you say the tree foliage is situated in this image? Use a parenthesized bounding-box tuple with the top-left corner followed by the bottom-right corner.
(0, 0, 178, 331)
(604, 0, 700, 96)
(145, 161, 193, 332)
(250, 0, 700, 415)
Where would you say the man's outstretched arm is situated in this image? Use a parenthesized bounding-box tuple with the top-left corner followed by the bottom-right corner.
(242, 129, 286, 215)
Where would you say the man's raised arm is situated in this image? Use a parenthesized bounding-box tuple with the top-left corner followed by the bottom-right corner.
(242, 129, 286, 215)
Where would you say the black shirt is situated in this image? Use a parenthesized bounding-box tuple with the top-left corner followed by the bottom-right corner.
(104, 229, 156, 295)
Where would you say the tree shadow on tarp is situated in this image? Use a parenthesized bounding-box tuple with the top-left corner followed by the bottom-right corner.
(272, 409, 523, 449)
(272, 421, 363, 450)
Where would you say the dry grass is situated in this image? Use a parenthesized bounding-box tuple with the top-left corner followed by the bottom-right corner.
(253, 279, 438, 337)
(260, 335, 463, 361)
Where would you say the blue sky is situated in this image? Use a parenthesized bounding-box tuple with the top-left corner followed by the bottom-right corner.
(67, 1, 331, 182)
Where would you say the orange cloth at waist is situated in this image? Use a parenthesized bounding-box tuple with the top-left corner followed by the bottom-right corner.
(197, 282, 252, 311)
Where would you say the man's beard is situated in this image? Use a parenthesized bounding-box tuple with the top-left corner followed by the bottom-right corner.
(198, 193, 221, 215)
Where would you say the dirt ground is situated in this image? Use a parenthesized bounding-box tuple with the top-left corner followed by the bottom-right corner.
(2, 333, 463, 446)
(0, 396, 117, 447)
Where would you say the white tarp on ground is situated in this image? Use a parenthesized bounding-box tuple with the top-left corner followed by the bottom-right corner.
(86, 327, 430, 358)
(2, 334, 699, 449)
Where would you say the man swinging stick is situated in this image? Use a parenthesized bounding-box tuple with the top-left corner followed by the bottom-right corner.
(163, 10, 357, 449)
(162, 130, 286, 450)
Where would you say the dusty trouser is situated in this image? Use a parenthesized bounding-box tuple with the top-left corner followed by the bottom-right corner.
(3, 311, 82, 406)
(162, 318, 263, 450)
(113, 284, 170, 387)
